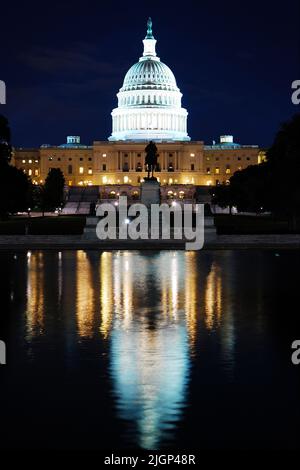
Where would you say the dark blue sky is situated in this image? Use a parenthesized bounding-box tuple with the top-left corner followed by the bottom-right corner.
(1, 0, 299, 147)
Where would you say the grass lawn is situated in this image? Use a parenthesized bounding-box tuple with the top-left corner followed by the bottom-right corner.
(0, 216, 86, 235)
(215, 214, 300, 234)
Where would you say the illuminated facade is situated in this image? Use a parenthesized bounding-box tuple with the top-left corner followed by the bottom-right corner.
(13, 135, 260, 190)
(12, 19, 263, 194)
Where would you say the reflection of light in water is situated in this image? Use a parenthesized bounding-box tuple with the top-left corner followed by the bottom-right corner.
(218, 253, 236, 375)
(204, 255, 235, 377)
(26, 252, 45, 338)
(205, 262, 222, 330)
(100, 252, 113, 338)
(160, 252, 180, 321)
(171, 255, 178, 318)
(184, 252, 197, 348)
(22, 249, 239, 445)
(111, 324, 189, 450)
(113, 252, 133, 329)
(76, 251, 96, 338)
(109, 251, 193, 449)
(58, 252, 63, 303)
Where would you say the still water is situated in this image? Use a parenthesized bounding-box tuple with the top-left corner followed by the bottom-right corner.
(0, 250, 299, 450)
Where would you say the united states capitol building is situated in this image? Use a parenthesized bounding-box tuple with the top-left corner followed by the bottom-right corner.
(13, 19, 264, 202)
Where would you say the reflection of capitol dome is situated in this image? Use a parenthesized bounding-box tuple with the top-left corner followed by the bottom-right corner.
(109, 18, 190, 142)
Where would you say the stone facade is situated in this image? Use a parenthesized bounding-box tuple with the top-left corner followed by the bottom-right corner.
(13, 136, 261, 190)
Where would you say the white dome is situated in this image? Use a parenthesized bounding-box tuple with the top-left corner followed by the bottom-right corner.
(121, 59, 178, 93)
(109, 18, 190, 142)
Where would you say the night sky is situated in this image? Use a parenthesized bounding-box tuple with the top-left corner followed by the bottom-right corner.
(1, 0, 300, 148)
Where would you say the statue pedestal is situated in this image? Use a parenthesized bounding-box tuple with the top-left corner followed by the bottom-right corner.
(140, 179, 160, 207)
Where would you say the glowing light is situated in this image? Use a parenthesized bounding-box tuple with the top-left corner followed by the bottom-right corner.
(26, 252, 45, 339)
(220, 135, 233, 144)
(109, 20, 190, 142)
(109, 251, 191, 449)
(76, 251, 95, 338)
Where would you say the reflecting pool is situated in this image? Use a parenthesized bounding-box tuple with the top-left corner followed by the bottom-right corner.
(0, 250, 299, 450)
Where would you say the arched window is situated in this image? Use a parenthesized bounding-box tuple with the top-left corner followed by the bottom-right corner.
(68, 165, 72, 174)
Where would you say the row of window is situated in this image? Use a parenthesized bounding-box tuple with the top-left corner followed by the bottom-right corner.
(20, 154, 252, 164)
(48, 156, 93, 162)
(206, 156, 252, 161)
(67, 165, 93, 175)
(206, 165, 244, 175)
(22, 168, 39, 176)
(206, 179, 230, 186)
(53, 164, 197, 174)
(25, 166, 242, 177)
(120, 163, 196, 172)
(45, 152, 188, 161)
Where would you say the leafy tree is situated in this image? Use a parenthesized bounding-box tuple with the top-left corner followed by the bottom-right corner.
(211, 184, 235, 214)
(0, 115, 12, 166)
(212, 164, 268, 213)
(212, 114, 300, 216)
(228, 163, 269, 213)
(0, 115, 29, 219)
(0, 164, 29, 217)
(43, 168, 65, 210)
(265, 113, 300, 216)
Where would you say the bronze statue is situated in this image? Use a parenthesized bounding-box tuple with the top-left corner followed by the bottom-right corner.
(146, 17, 153, 39)
(145, 141, 158, 179)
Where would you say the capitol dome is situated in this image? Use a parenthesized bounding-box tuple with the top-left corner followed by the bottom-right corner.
(109, 18, 190, 142)
(122, 60, 178, 92)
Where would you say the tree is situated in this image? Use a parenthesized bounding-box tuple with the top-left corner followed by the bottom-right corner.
(265, 113, 300, 216)
(211, 184, 235, 214)
(228, 163, 269, 213)
(0, 115, 12, 166)
(43, 168, 65, 211)
(212, 114, 300, 216)
(0, 115, 29, 219)
(212, 164, 269, 213)
(0, 165, 30, 218)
